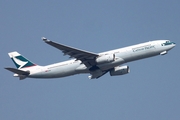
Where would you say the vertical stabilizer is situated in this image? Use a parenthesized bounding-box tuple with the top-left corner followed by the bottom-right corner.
(8, 51, 36, 69)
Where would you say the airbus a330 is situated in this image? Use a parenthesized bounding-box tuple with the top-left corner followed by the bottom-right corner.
(5, 37, 176, 80)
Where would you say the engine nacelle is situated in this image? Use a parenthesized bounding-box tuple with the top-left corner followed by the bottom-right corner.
(96, 54, 114, 64)
(110, 65, 130, 76)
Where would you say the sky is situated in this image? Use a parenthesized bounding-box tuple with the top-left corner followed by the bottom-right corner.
(1, 0, 180, 120)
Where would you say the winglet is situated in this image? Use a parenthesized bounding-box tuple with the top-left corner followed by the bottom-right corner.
(41, 37, 50, 42)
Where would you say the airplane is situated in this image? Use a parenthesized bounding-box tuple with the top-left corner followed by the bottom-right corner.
(5, 37, 176, 80)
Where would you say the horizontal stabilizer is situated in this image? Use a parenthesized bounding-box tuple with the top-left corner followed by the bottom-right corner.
(5, 67, 30, 75)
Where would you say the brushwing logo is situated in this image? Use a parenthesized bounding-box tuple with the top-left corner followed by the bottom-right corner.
(12, 56, 28, 69)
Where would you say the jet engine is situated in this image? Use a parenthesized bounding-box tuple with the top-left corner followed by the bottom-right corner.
(96, 54, 115, 64)
(110, 65, 130, 76)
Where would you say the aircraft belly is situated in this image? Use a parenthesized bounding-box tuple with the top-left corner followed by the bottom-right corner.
(75, 64, 89, 73)
(30, 63, 79, 78)
(47, 64, 78, 78)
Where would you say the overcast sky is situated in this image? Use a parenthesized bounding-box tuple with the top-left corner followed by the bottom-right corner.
(1, 1, 180, 120)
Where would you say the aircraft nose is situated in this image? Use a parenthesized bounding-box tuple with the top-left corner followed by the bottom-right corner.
(172, 42, 176, 47)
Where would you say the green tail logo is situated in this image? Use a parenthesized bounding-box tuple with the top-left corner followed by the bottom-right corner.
(9, 52, 36, 69)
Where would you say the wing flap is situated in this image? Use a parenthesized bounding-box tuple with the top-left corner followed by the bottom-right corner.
(88, 69, 108, 79)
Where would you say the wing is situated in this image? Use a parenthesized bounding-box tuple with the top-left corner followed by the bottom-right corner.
(42, 37, 99, 67)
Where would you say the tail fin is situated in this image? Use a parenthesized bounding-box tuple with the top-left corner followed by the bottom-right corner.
(8, 51, 36, 69)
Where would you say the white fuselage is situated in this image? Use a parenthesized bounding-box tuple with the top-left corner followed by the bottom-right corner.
(20, 40, 175, 79)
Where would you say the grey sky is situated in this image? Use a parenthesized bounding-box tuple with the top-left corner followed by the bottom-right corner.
(1, 1, 180, 120)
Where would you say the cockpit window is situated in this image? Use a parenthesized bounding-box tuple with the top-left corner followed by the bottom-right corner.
(162, 40, 174, 46)
(166, 40, 170, 43)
